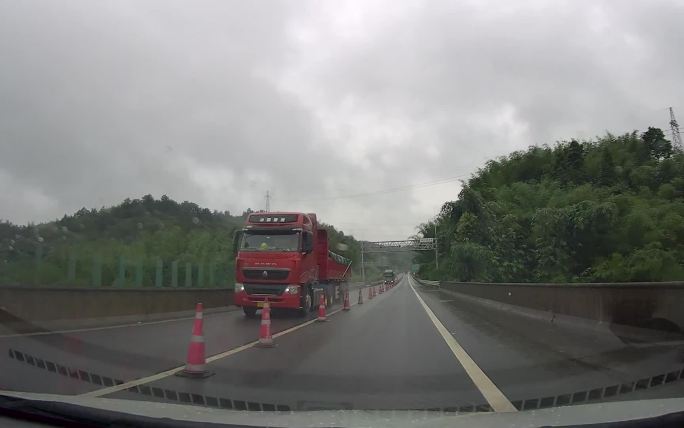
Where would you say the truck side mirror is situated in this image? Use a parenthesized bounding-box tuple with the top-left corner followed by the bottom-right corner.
(232, 230, 243, 255)
(302, 232, 313, 253)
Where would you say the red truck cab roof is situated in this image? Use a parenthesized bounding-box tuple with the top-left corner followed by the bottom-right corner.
(244, 212, 316, 232)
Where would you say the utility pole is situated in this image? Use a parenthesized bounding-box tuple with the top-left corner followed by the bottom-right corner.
(434, 222, 439, 269)
(670, 107, 682, 150)
(265, 190, 271, 212)
(361, 241, 366, 285)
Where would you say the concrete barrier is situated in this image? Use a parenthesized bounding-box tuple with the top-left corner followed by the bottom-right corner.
(414, 278, 684, 333)
(0, 286, 233, 333)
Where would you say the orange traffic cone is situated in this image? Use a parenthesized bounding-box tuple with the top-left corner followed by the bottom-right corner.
(177, 303, 213, 378)
(358, 288, 364, 305)
(343, 289, 351, 311)
(257, 299, 275, 348)
(317, 293, 327, 322)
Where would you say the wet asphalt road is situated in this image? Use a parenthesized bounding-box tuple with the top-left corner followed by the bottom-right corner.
(2, 274, 684, 411)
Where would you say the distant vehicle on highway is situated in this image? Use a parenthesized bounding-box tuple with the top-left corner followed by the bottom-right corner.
(383, 269, 396, 286)
(233, 212, 352, 317)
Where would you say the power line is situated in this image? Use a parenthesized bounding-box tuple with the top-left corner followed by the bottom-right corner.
(277, 174, 469, 204)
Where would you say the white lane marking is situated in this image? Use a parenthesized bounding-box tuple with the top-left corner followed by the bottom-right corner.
(408, 275, 517, 413)
(0, 310, 241, 339)
(80, 305, 350, 397)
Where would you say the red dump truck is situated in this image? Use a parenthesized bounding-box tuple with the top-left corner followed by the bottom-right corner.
(233, 212, 352, 317)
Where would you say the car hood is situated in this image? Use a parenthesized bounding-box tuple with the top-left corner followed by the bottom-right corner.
(2, 390, 684, 427)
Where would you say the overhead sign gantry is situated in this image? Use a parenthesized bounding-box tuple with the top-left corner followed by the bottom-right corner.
(360, 238, 438, 283)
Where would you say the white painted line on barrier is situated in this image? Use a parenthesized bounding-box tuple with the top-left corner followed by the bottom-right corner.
(408, 275, 517, 413)
(0, 318, 197, 339)
(0, 310, 241, 339)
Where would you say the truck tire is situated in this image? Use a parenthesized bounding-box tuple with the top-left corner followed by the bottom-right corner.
(326, 288, 333, 307)
(243, 307, 257, 318)
(333, 284, 340, 304)
(298, 286, 313, 317)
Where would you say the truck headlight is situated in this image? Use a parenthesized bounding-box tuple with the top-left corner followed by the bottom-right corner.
(284, 285, 299, 295)
(234, 283, 244, 293)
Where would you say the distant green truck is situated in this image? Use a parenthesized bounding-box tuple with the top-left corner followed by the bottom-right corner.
(383, 269, 396, 285)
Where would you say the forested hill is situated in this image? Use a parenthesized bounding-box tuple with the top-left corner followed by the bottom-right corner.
(416, 128, 684, 283)
(0, 195, 362, 286)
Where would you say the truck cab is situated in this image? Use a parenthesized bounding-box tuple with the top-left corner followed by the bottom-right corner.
(233, 212, 350, 317)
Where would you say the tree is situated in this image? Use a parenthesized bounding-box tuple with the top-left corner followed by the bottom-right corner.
(597, 149, 616, 186)
(554, 140, 585, 184)
(415, 129, 684, 282)
(642, 127, 673, 160)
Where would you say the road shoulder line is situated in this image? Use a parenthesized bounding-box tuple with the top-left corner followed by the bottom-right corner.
(408, 275, 517, 413)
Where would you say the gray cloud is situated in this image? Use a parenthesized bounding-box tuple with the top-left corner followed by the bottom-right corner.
(1, 0, 683, 240)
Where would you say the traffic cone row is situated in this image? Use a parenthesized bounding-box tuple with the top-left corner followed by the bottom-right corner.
(181, 282, 391, 375)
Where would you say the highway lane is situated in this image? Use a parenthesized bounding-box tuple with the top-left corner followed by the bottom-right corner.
(0, 302, 339, 395)
(102, 275, 488, 410)
(411, 277, 684, 409)
(2, 274, 684, 412)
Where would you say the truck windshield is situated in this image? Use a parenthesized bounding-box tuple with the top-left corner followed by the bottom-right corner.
(241, 231, 300, 252)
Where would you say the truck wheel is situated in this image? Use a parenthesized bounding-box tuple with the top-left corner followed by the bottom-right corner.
(298, 287, 313, 317)
(243, 307, 257, 318)
(333, 285, 341, 304)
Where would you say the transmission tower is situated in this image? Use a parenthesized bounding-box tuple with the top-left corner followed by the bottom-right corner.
(670, 107, 682, 150)
(265, 190, 271, 212)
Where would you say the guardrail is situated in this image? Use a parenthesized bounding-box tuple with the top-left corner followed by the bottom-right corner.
(0, 286, 233, 333)
(413, 277, 684, 333)
(0, 279, 385, 334)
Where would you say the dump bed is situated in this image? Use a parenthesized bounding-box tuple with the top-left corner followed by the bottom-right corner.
(326, 250, 352, 282)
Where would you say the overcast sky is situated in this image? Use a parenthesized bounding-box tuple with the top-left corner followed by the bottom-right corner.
(1, 0, 683, 240)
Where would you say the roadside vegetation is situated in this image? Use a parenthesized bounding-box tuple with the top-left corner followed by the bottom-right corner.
(0, 196, 363, 286)
(415, 128, 684, 282)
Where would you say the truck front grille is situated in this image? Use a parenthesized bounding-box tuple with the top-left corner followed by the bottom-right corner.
(244, 284, 287, 296)
(242, 269, 290, 281)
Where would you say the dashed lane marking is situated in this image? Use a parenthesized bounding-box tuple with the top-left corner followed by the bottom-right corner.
(408, 275, 517, 413)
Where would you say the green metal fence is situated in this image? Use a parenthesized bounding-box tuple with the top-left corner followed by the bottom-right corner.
(0, 253, 233, 288)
